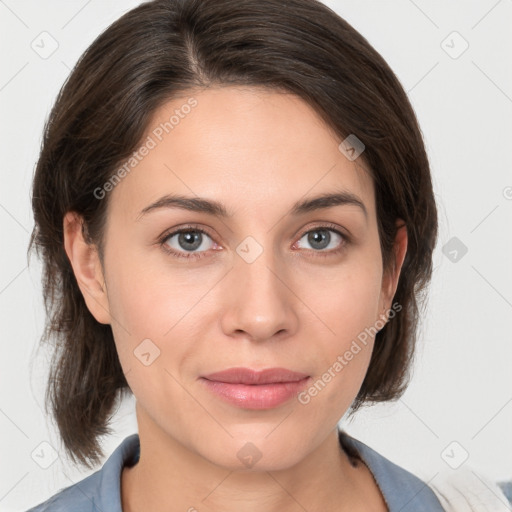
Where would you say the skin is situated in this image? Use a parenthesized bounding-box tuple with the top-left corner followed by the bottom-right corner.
(63, 86, 407, 512)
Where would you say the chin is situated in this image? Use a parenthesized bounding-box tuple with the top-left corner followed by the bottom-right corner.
(195, 432, 307, 472)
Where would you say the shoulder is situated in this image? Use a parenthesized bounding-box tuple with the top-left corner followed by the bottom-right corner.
(340, 430, 512, 512)
(339, 430, 445, 511)
(25, 434, 140, 512)
(24, 455, 114, 512)
(24, 471, 102, 512)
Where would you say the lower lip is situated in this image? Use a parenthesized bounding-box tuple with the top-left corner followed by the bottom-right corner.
(200, 377, 311, 409)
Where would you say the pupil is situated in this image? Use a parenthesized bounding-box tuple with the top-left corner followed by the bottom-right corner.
(180, 231, 201, 250)
(309, 230, 329, 249)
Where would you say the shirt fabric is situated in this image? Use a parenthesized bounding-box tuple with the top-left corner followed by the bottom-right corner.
(26, 429, 445, 511)
(429, 470, 512, 512)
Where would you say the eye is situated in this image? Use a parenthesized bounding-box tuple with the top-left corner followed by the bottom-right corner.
(293, 225, 348, 257)
(158, 223, 349, 261)
(159, 226, 219, 260)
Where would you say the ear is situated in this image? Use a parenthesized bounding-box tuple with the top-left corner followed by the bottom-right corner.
(379, 219, 408, 317)
(63, 211, 111, 325)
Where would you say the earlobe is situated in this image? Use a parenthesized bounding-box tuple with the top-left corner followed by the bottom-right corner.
(380, 219, 408, 316)
(63, 211, 111, 325)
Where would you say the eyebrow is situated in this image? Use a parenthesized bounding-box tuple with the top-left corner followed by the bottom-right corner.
(136, 190, 368, 221)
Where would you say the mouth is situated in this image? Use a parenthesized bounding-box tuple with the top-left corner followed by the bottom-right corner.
(200, 367, 311, 409)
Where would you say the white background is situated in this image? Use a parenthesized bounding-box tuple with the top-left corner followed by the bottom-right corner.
(1, 1, 511, 510)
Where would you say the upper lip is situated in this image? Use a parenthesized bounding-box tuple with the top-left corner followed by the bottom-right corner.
(202, 367, 309, 385)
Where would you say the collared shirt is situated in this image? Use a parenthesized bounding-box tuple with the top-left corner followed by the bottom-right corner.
(26, 430, 445, 511)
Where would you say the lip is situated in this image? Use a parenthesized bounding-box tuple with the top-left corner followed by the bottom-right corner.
(200, 367, 311, 409)
(202, 367, 309, 384)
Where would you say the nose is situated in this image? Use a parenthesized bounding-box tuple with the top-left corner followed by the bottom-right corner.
(219, 238, 299, 343)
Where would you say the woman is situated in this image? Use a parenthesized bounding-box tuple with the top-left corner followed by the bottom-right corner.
(25, 0, 477, 510)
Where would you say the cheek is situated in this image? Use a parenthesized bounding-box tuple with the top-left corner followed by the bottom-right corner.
(295, 256, 382, 403)
(108, 273, 171, 337)
(104, 249, 220, 382)
(106, 247, 201, 334)
(328, 276, 382, 343)
(104, 258, 195, 408)
(103, 251, 182, 370)
(301, 254, 383, 346)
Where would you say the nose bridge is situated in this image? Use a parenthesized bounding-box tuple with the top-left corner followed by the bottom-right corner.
(234, 233, 285, 300)
(221, 232, 296, 339)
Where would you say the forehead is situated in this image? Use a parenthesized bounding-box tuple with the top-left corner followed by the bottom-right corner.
(108, 86, 374, 223)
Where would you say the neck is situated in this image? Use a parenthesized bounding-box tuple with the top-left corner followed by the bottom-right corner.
(121, 407, 374, 512)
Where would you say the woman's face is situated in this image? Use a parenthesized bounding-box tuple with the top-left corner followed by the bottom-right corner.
(75, 86, 405, 470)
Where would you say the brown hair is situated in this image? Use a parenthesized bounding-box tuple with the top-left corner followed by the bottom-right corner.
(28, 0, 438, 469)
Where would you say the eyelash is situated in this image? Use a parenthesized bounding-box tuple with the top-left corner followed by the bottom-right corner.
(157, 223, 350, 261)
